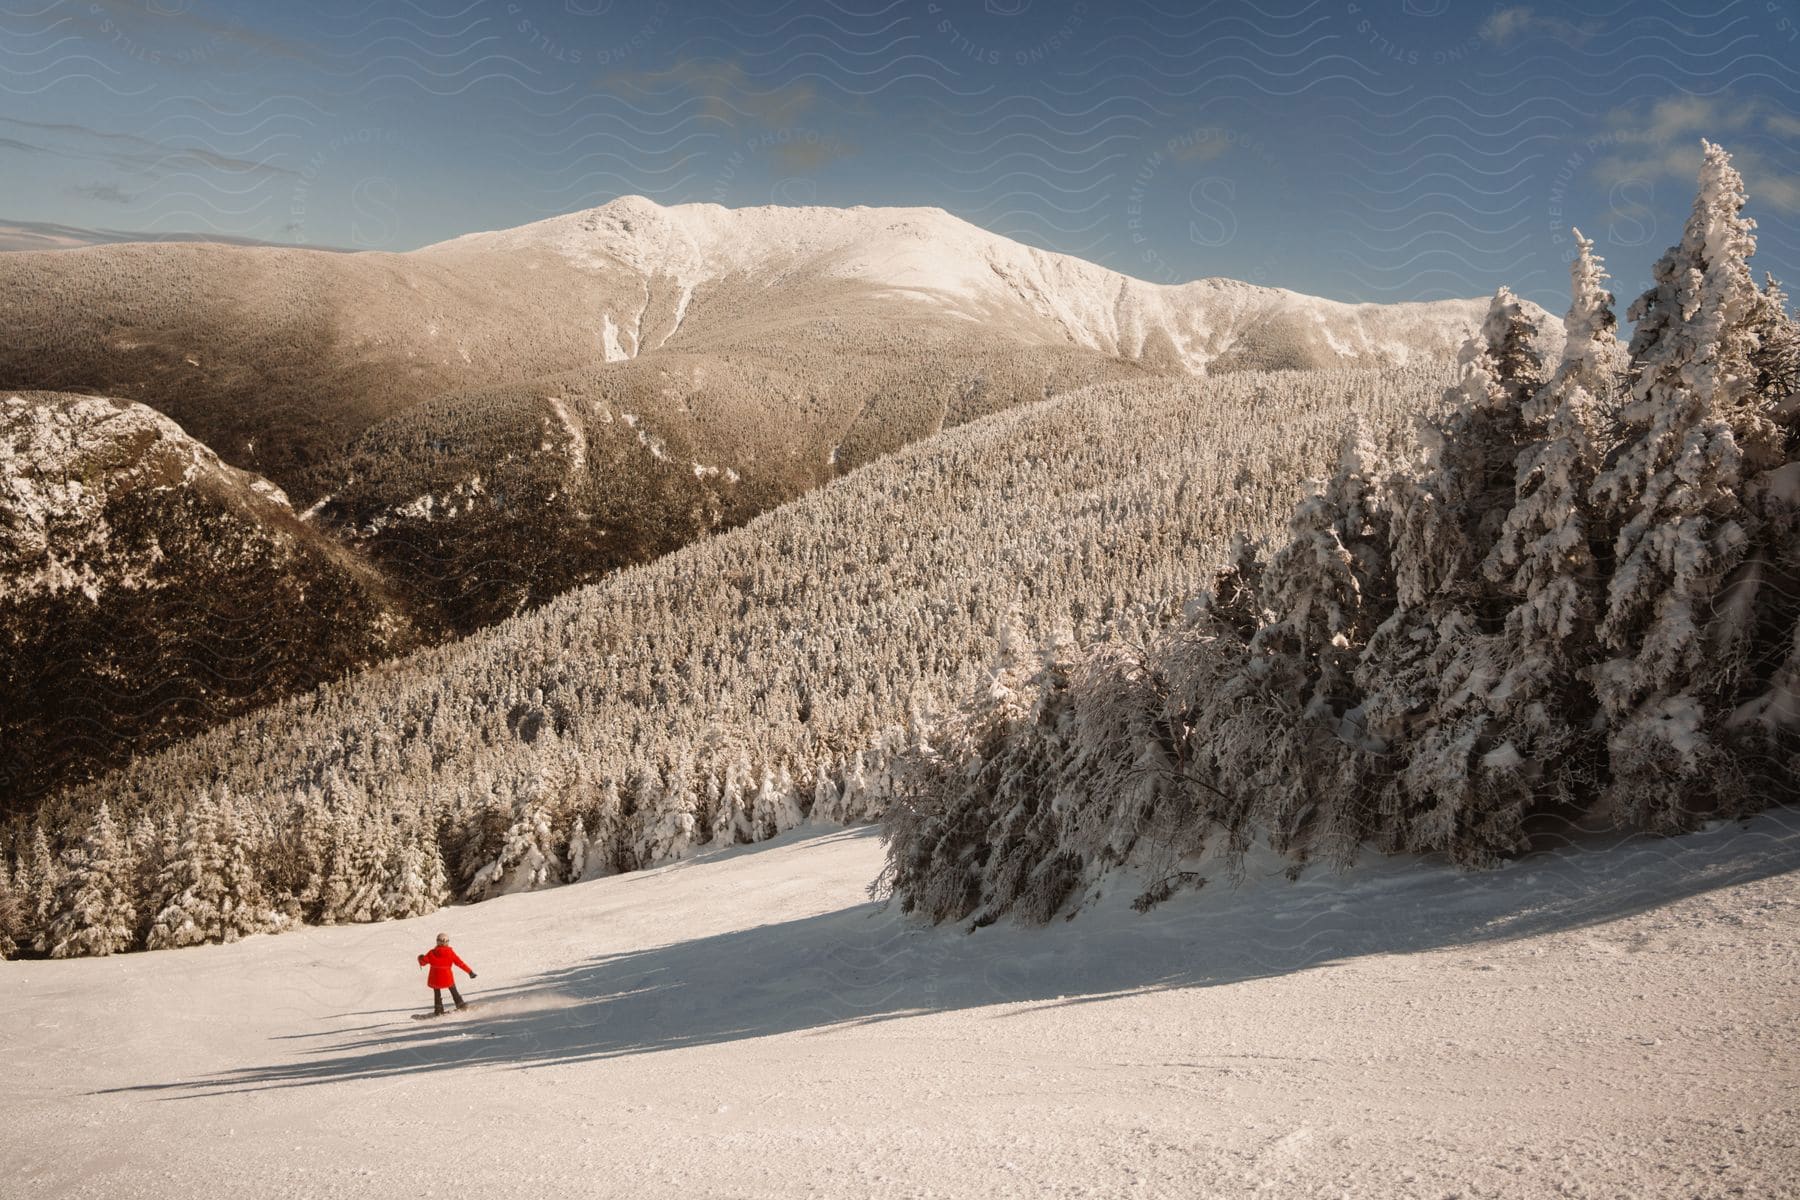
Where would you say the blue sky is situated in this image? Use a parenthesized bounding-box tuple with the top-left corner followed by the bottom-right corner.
(2, 0, 1797, 309)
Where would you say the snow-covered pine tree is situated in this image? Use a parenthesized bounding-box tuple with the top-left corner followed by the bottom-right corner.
(885, 619, 1090, 925)
(1445, 230, 1625, 826)
(40, 802, 138, 958)
(454, 785, 515, 897)
(839, 750, 873, 822)
(1243, 429, 1389, 781)
(1589, 140, 1772, 827)
(1446, 287, 1550, 549)
(464, 792, 562, 900)
(589, 776, 625, 873)
(1188, 532, 1267, 641)
(1256, 428, 1391, 684)
(422, 826, 449, 906)
(336, 815, 389, 924)
(0, 860, 23, 959)
(809, 757, 843, 825)
(145, 795, 223, 949)
(858, 731, 903, 819)
(1388, 288, 1546, 622)
(632, 758, 697, 865)
(662, 753, 699, 858)
(767, 761, 806, 836)
(381, 828, 446, 920)
(216, 804, 278, 939)
(1488, 230, 1617, 656)
(728, 753, 757, 844)
(1141, 432, 1397, 877)
(310, 812, 358, 924)
(1751, 275, 1799, 420)
(565, 815, 591, 882)
(1358, 291, 1548, 864)
(146, 789, 273, 948)
(749, 767, 781, 843)
(1722, 276, 1800, 769)
(124, 813, 165, 939)
(622, 760, 659, 868)
(694, 764, 723, 845)
(1730, 614, 1800, 754)
(139, 814, 180, 943)
(23, 825, 59, 934)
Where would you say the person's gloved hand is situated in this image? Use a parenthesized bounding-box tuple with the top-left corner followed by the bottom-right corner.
(470, 972, 479, 979)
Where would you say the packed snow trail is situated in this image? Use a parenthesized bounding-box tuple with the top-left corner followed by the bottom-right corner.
(4, 818, 1799, 1199)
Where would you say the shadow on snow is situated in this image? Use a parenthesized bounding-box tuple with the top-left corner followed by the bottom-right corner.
(101, 815, 1800, 1099)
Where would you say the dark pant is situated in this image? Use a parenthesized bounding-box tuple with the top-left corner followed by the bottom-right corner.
(433, 985, 466, 1014)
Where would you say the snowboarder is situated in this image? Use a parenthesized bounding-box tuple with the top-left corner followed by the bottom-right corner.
(418, 932, 477, 1016)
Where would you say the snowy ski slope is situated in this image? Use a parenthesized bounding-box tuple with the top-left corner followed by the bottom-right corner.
(5, 814, 1798, 1198)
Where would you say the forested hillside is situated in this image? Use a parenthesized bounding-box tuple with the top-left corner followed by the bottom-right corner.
(1, 200, 1517, 806)
(0, 357, 1457, 958)
(879, 143, 1800, 929)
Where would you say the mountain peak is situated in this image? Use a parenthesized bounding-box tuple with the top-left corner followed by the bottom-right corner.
(420, 196, 1519, 372)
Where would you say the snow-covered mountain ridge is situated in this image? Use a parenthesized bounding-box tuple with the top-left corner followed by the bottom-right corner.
(431, 195, 1521, 371)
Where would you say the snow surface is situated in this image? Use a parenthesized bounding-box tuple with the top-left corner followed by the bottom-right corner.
(601, 312, 629, 363)
(6, 815, 1798, 1198)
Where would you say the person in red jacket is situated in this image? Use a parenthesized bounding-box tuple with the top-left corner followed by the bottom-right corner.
(418, 932, 477, 1015)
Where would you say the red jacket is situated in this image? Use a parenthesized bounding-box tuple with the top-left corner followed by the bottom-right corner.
(419, 944, 473, 989)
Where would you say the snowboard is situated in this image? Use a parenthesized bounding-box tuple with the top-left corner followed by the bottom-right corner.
(413, 1004, 475, 1020)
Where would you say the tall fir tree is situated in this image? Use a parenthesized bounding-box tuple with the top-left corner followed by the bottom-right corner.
(565, 815, 592, 883)
(1356, 290, 1548, 863)
(0, 860, 22, 959)
(24, 825, 59, 934)
(216, 803, 277, 939)
(810, 757, 843, 824)
(41, 802, 138, 958)
(1723, 276, 1800, 763)
(1589, 141, 1771, 826)
(1487, 231, 1617, 658)
(1750, 275, 1799, 421)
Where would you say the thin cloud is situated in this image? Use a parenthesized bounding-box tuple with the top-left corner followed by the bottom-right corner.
(0, 221, 100, 252)
(76, 0, 321, 66)
(0, 218, 336, 253)
(1764, 112, 1800, 139)
(600, 59, 817, 131)
(0, 116, 297, 180)
(1589, 96, 1800, 215)
(1481, 6, 1603, 47)
(1169, 131, 1240, 166)
(66, 182, 134, 205)
(769, 137, 857, 172)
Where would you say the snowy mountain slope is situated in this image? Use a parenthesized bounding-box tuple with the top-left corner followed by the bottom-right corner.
(4, 814, 1796, 1198)
(0, 198, 1512, 514)
(429, 196, 1525, 374)
(0, 392, 419, 813)
(30, 364, 1457, 944)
